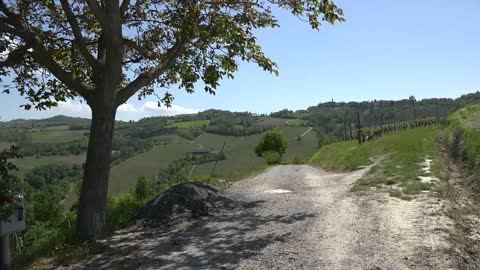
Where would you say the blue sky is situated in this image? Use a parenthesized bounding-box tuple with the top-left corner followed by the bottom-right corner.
(1, 0, 479, 121)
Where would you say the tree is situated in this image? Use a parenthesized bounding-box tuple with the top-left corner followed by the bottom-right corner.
(254, 129, 288, 157)
(0, 1, 344, 240)
(409, 95, 417, 121)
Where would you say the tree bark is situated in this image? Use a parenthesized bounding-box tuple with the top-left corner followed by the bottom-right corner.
(77, 99, 116, 240)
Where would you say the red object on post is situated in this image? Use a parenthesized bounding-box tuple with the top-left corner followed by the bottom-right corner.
(0, 194, 12, 204)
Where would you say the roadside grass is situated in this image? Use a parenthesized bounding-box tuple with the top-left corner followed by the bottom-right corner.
(309, 139, 383, 171)
(287, 119, 308, 127)
(446, 104, 480, 191)
(171, 120, 210, 128)
(310, 126, 447, 197)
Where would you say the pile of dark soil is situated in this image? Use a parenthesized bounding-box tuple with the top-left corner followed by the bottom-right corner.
(133, 182, 238, 225)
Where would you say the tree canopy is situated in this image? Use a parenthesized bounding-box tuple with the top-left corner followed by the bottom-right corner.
(254, 129, 288, 156)
(0, 0, 344, 109)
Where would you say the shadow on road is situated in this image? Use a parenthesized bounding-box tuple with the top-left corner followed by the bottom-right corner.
(78, 200, 315, 269)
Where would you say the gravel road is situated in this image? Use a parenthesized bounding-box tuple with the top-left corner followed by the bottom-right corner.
(65, 165, 454, 270)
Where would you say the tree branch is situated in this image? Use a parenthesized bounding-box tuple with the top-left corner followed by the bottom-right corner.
(115, 38, 187, 106)
(0, 5, 94, 100)
(120, 0, 130, 19)
(85, 0, 106, 27)
(123, 38, 156, 60)
(0, 45, 29, 68)
(59, 0, 100, 70)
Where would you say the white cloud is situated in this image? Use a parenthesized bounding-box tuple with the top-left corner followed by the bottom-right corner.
(117, 103, 138, 113)
(6, 100, 199, 121)
(48, 100, 92, 118)
(140, 101, 199, 116)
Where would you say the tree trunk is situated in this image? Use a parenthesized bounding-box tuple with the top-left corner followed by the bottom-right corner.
(77, 101, 116, 240)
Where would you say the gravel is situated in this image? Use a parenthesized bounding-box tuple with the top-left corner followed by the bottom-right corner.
(60, 165, 454, 270)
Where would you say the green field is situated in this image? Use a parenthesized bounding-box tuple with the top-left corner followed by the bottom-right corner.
(6, 124, 316, 195)
(255, 117, 288, 127)
(0, 142, 12, 150)
(31, 125, 70, 131)
(287, 119, 308, 127)
(14, 154, 86, 176)
(108, 137, 198, 194)
(27, 129, 88, 143)
(310, 126, 446, 196)
(108, 127, 316, 193)
(283, 128, 317, 162)
(191, 133, 266, 180)
(172, 120, 210, 128)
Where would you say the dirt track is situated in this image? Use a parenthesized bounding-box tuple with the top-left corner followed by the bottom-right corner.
(63, 165, 454, 270)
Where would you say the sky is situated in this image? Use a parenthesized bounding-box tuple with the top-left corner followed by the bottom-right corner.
(1, 0, 479, 121)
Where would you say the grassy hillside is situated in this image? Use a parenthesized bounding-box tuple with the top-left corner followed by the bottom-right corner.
(446, 105, 480, 191)
(108, 127, 316, 193)
(108, 136, 196, 194)
(27, 129, 88, 143)
(172, 120, 210, 128)
(14, 154, 86, 176)
(287, 119, 308, 127)
(310, 126, 446, 197)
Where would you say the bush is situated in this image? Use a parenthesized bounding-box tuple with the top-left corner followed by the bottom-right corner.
(262, 151, 281, 165)
(133, 176, 155, 201)
(106, 192, 143, 231)
(254, 129, 288, 157)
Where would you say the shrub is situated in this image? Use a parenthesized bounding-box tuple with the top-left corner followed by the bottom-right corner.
(106, 192, 143, 231)
(133, 176, 155, 201)
(254, 129, 288, 157)
(262, 151, 281, 165)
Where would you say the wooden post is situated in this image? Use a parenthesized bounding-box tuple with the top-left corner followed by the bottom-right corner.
(1, 235, 11, 270)
(357, 112, 362, 144)
(209, 141, 226, 179)
(349, 120, 353, 140)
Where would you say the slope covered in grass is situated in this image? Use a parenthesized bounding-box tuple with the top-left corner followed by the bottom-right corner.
(172, 120, 210, 128)
(108, 127, 316, 193)
(446, 105, 480, 191)
(309, 126, 446, 197)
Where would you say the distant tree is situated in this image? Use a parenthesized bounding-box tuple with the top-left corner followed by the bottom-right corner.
(254, 129, 288, 158)
(409, 95, 417, 121)
(0, 1, 344, 240)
